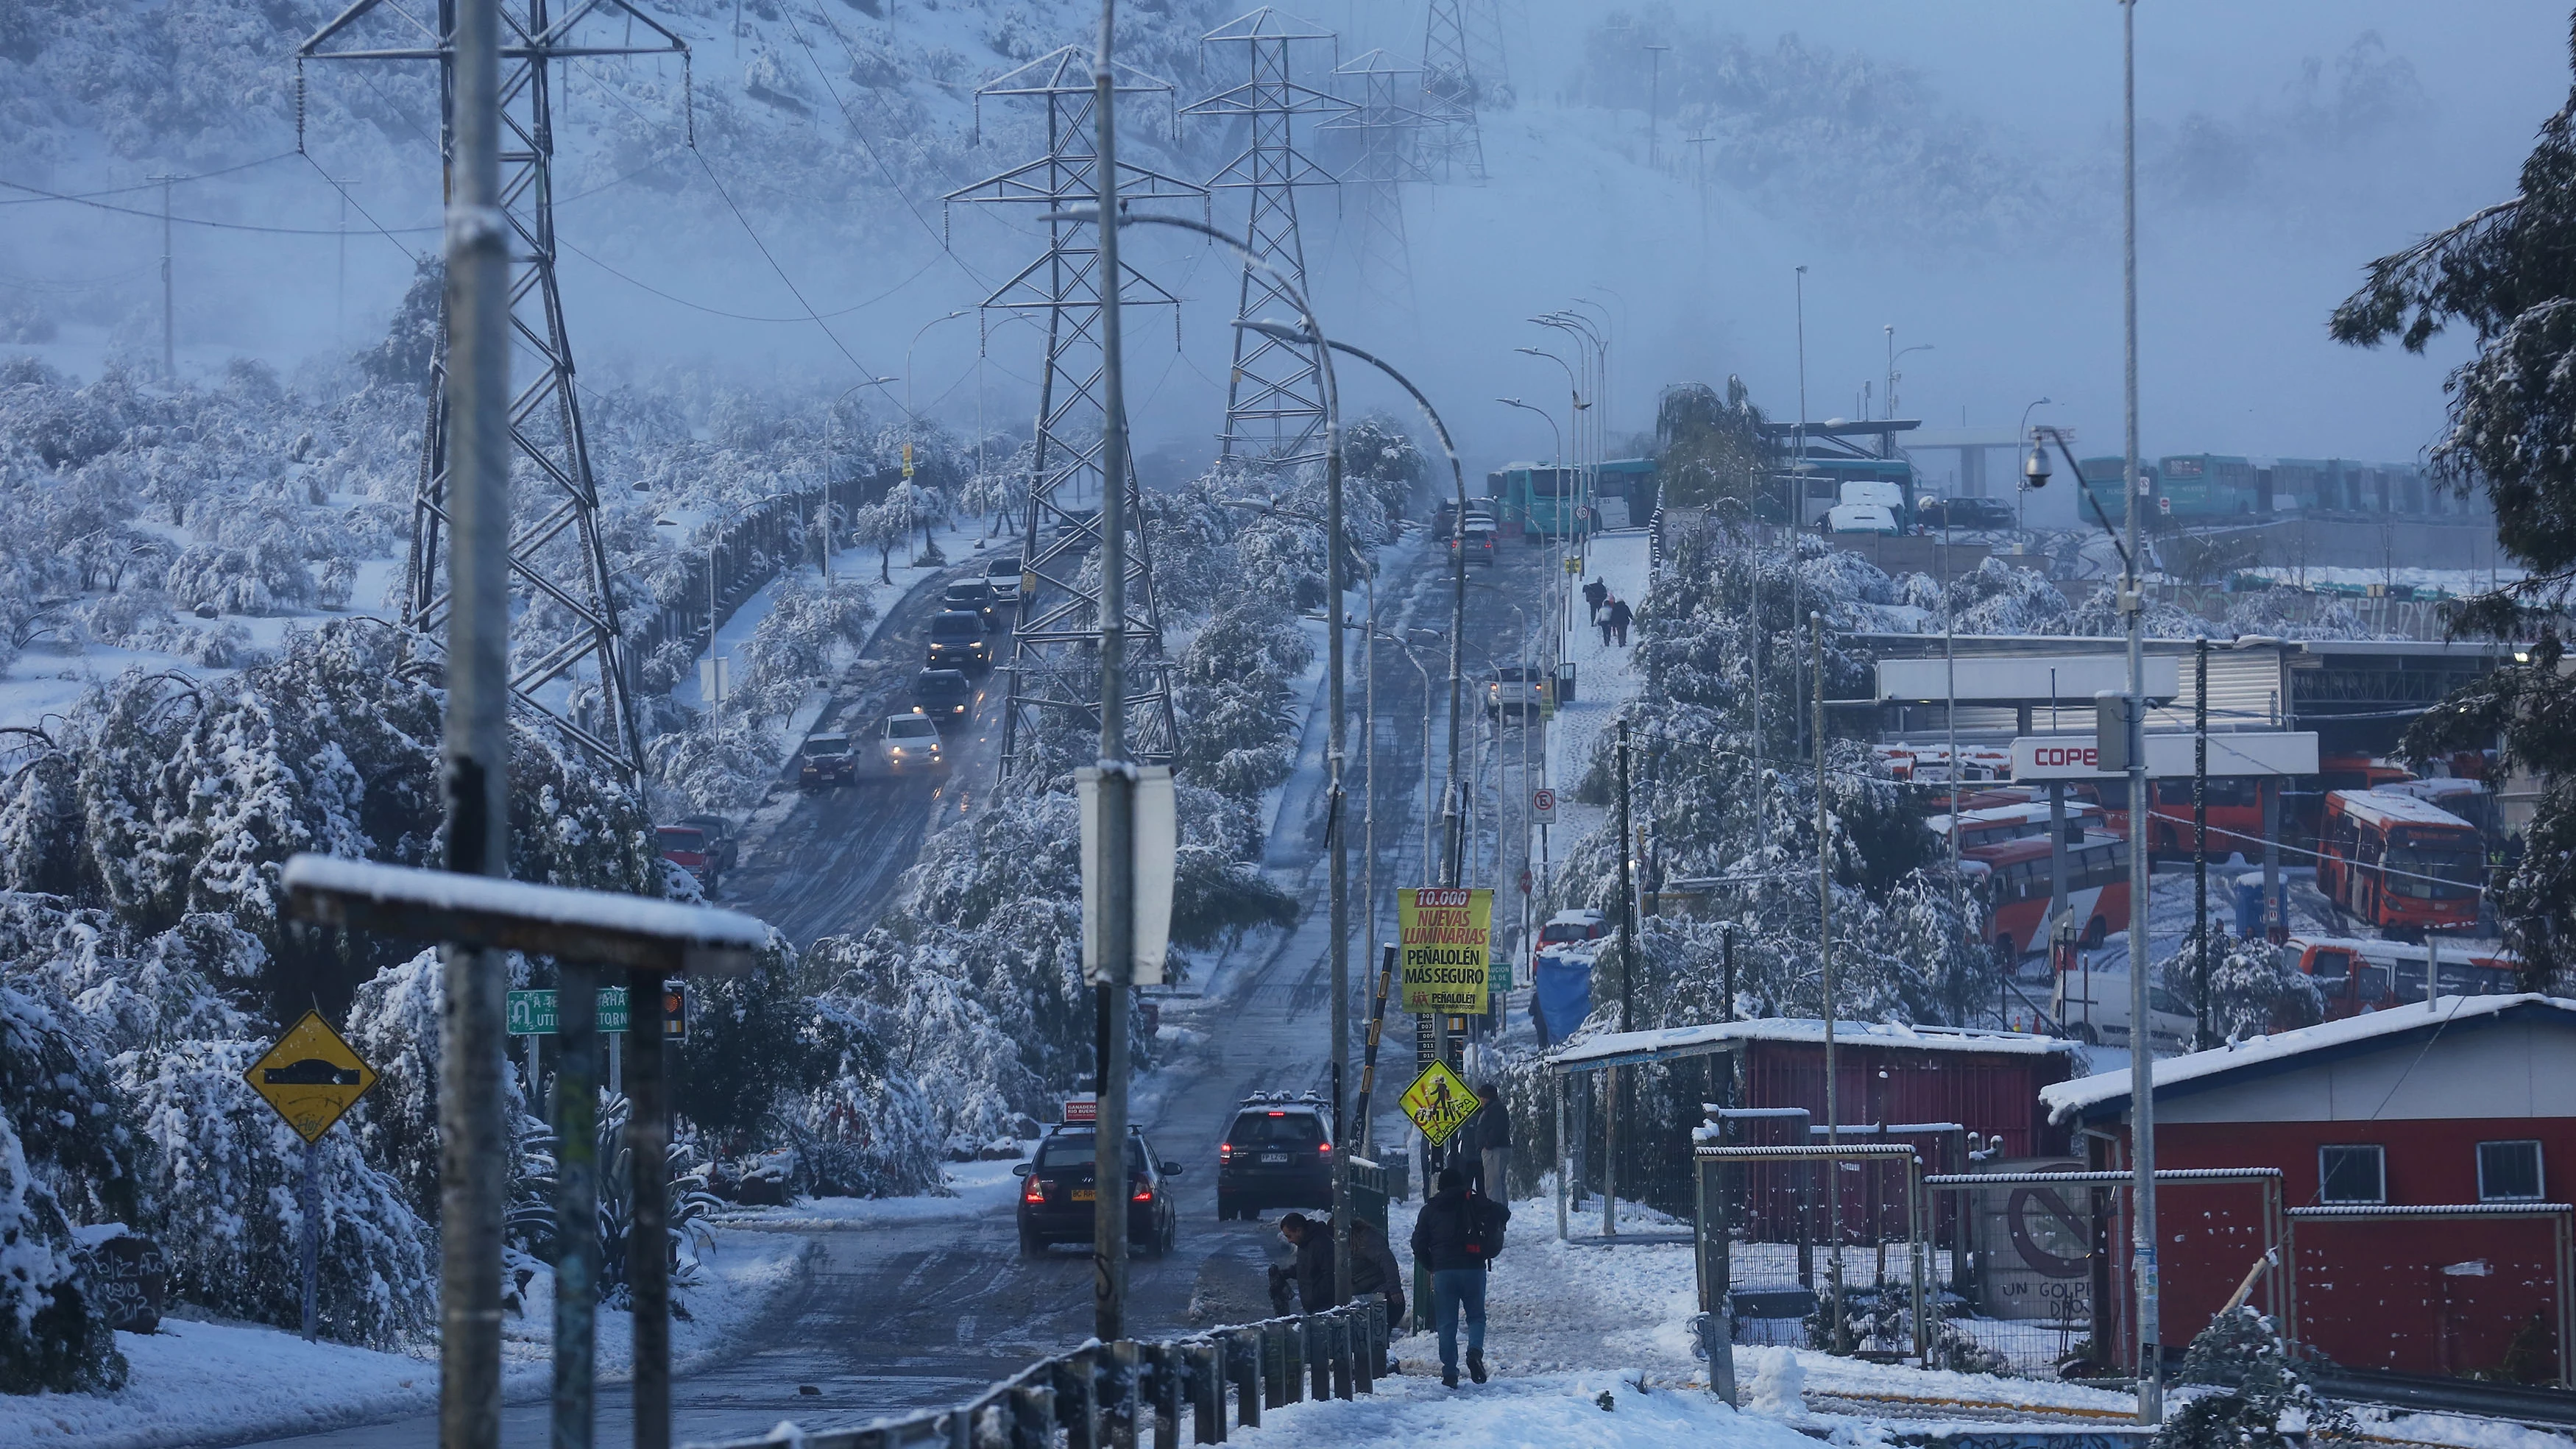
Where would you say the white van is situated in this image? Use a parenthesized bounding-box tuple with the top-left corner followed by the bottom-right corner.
(1827, 502, 1900, 535)
(2051, 959, 2197, 1053)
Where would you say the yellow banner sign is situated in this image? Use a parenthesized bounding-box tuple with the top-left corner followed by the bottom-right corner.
(245, 1010, 378, 1144)
(1398, 1059, 1479, 1147)
(1399, 886, 1492, 1015)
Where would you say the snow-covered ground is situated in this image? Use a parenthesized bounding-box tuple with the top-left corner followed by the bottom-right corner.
(0, 1226, 810, 1449)
(712, 1157, 1025, 1234)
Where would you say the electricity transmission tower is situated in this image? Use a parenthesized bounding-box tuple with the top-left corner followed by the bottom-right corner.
(1322, 49, 1428, 317)
(946, 46, 1199, 774)
(298, 1, 677, 778)
(1184, 8, 1351, 468)
(1420, 0, 1487, 183)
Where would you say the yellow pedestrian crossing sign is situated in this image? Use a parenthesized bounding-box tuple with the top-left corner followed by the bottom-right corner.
(1398, 1059, 1478, 1147)
(245, 1010, 378, 1144)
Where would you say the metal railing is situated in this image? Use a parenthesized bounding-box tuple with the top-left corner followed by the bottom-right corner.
(691, 1300, 1389, 1449)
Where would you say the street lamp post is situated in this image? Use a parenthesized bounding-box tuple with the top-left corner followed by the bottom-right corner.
(1069, 209, 1352, 1303)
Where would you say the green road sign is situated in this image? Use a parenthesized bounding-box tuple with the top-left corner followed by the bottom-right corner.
(506, 987, 630, 1036)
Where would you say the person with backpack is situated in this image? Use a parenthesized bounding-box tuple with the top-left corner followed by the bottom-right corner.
(1409, 1162, 1510, 1386)
(1582, 575, 1608, 624)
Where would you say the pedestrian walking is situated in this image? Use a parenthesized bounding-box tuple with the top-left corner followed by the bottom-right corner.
(1469, 1083, 1512, 1201)
(1582, 575, 1608, 624)
(1410, 1163, 1510, 1387)
(1596, 594, 1618, 648)
(1606, 595, 1634, 647)
(1345, 1216, 1408, 1364)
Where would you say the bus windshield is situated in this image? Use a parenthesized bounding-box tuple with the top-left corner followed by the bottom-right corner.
(2384, 833, 2483, 899)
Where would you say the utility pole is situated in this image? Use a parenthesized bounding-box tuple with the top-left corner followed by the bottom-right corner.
(1089, 0, 1136, 1347)
(2119, 0, 2162, 1422)
(1813, 610, 1842, 1349)
(2193, 638, 2209, 1048)
(1616, 717, 1634, 1032)
(1644, 44, 1670, 168)
(152, 174, 177, 379)
(437, 0, 508, 1437)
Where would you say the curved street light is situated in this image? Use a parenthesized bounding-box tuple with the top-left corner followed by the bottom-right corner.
(1497, 396, 1561, 461)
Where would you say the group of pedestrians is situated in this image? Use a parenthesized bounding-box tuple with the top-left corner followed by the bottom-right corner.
(1269, 1083, 1515, 1389)
(1582, 575, 1632, 647)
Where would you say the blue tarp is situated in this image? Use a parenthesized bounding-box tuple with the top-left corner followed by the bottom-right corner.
(1532, 950, 1595, 1048)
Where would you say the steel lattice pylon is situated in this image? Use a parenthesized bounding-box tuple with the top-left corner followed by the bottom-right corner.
(300, 0, 676, 779)
(1420, 0, 1487, 183)
(945, 46, 1200, 776)
(1321, 48, 1428, 318)
(1183, 9, 1351, 469)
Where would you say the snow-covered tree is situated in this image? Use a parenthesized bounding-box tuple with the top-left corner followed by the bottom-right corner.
(2328, 18, 2576, 988)
(0, 979, 136, 1394)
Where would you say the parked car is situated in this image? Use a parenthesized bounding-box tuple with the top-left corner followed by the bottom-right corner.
(913, 667, 975, 726)
(1014, 1123, 1181, 1256)
(656, 823, 726, 895)
(1216, 1091, 1334, 1221)
(1451, 521, 1498, 567)
(1485, 664, 1544, 719)
(942, 578, 1000, 628)
(879, 710, 945, 773)
(798, 732, 856, 789)
(927, 610, 994, 670)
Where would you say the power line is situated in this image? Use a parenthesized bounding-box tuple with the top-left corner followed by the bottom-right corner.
(559, 233, 942, 322)
(684, 144, 893, 385)
(0, 175, 440, 235)
(0, 152, 302, 206)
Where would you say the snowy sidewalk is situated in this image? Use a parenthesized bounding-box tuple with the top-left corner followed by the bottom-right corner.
(1543, 529, 1654, 857)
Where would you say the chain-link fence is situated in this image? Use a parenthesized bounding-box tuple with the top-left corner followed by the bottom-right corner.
(1695, 1144, 1931, 1361)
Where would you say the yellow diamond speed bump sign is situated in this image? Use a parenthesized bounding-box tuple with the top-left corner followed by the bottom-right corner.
(246, 1010, 379, 1144)
(1398, 1058, 1478, 1148)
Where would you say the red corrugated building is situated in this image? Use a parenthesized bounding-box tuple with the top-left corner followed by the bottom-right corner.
(2042, 994, 2576, 1384)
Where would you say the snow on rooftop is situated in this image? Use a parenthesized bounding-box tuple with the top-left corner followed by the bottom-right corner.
(2331, 787, 2479, 829)
(2039, 993, 2576, 1121)
(281, 854, 773, 950)
(1548, 1017, 2075, 1069)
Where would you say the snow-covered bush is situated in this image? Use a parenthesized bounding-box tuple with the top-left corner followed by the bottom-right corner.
(2160, 1305, 2354, 1449)
(736, 576, 877, 726)
(0, 981, 135, 1394)
(123, 1037, 434, 1345)
(2162, 933, 2324, 1046)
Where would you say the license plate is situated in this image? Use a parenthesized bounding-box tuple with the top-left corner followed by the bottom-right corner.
(1071, 1188, 1096, 1202)
(1261, 1152, 1289, 1163)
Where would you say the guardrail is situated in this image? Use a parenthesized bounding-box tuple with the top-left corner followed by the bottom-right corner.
(692, 1300, 1389, 1449)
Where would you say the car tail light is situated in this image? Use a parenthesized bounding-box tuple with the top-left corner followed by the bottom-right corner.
(1219, 1143, 1234, 1162)
(1022, 1178, 1045, 1204)
(1132, 1184, 1153, 1202)
(1318, 1141, 1332, 1155)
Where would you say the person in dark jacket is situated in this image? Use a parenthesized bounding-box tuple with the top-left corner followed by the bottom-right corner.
(1605, 595, 1635, 646)
(1275, 1213, 1337, 1314)
(1409, 1163, 1509, 1386)
(1582, 575, 1608, 624)
(1468, 1083, 1512, 1202)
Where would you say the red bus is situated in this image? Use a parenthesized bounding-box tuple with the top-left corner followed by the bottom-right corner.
(2141, 775, 2268, 860)
(2316, 789, 2485, 934)
(2278, 935, 2519, 1021)
(1961, 831, 2131, 960)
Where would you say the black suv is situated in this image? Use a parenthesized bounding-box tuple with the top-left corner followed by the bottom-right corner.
(941, 578, 999, 628)
(1015, 1124, 1181, 1257)
(913, 667, 974, 727)
(926, 610, 993, 670)
(1216, 1092, 1334, 1221)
